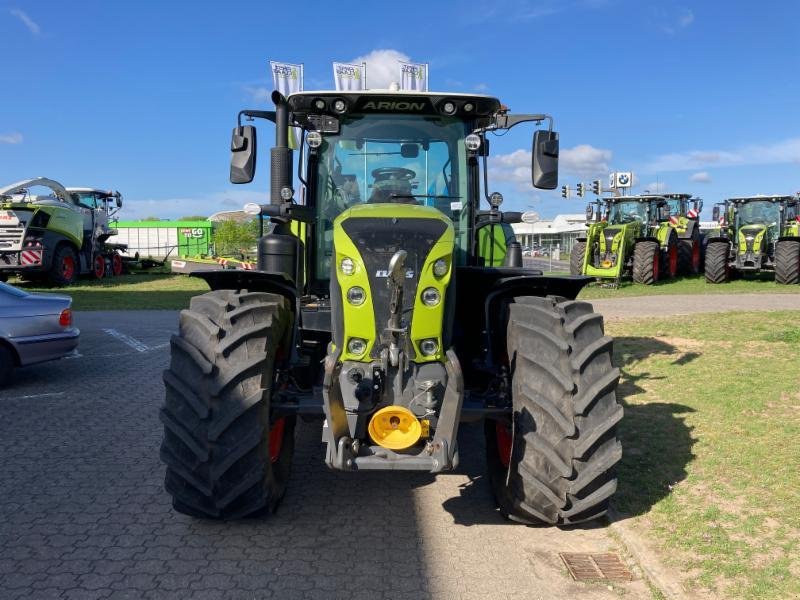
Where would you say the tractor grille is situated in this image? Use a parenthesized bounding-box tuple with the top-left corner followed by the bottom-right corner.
(0, 226, 25, 251)
(340, 216, 448, 360)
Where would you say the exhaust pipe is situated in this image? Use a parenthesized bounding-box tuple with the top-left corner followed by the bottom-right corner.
(270, 90, 293, 205)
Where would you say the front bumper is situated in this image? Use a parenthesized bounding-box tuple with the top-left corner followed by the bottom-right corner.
(11, 329, 80, 366)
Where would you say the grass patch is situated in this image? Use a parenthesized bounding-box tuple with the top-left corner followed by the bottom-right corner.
(579, 273, 800, 299)
(14, 274, 208, 310)
(607, 311, 800, 598)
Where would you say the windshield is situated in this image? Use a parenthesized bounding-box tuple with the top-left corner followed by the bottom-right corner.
(609, 201, 649, 224)
(313, 113, 469, 280)
(737, 201, 780, 226)
(666, 199, 684, 216)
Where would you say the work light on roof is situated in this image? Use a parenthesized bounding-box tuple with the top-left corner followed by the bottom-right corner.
(333, 99, 347, 113)
(463, 102, 474, 112)
(442, 101, 456, 115)
(465, 134, 481, 152)
(306, 131, 323, 148)
(313, 98, 326, 110)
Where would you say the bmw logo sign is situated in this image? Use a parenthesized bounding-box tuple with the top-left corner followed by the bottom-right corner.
(618, 173, 630, 185)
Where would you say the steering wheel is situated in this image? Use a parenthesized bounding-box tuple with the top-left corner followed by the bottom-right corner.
(372, 167, 416, 182)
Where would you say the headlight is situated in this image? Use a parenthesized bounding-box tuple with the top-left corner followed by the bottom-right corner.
(333, 99, 347, 113)
(279, 186, 294, 201)
(421, 287, 440, 306)
(465, 134, 481, 152)
(347, 338, 367, 355)
(347, 286, 366, 305)
(420, 339, 439, 356)
(306, 131, 322, 148)
(340, 257, 355, 275)
(432, 258, 448, 277)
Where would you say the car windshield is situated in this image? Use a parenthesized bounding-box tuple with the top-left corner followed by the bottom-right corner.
(609, 201, 649, 224)
(737, 200, 780, 226)
(313, 113, 468, 280)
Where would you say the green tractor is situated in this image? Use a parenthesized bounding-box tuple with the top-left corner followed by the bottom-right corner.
(570, 195, 680, 285)
(159, 89, 623, 525)
(705, 195, 800, 284)
(662, 193, 704, 275)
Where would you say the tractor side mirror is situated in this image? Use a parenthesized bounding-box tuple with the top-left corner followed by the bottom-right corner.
(230, 125, 257, 184)
(585, 204, 594, 222)
(532, 130, 559, 190)
(694, 199, 703, 212)
(712, 206, 720, 222)
(116, 196, 122, 208)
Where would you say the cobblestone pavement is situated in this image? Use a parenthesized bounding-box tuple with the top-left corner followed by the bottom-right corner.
(0, 311, 651, 600)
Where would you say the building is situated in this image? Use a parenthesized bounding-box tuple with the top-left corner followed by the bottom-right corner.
(511, 214, 588, 253)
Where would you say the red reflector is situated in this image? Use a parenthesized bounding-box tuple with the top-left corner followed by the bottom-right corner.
(59, 309, 72, 327)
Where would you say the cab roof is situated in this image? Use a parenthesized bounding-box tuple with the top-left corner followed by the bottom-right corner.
(726, 195, 796, 202)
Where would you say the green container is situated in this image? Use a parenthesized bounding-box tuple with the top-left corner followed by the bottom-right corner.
(114, 220, 214, 258)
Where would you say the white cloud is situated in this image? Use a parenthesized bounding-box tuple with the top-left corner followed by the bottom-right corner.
(350, 49, 411, 89)
(643, 181, 668, 194)
(645, 137, 800, 172)
(120, 190, 267, 221)
(10, 8, 40, 35)
(474, 82, 489, 92)
(658, 7, 694, 35)
(679, 9, 695, 27)
(689, 171, 712, 183)
(0, 132, 23, 144)
(490, 144, 612, 190)
(242, 85, 270, 104)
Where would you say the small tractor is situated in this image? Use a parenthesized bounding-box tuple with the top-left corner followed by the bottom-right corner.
(705, 195, 800, 284)
(159, 88, 623, 525)
(0, 178, 127, 285)
(570, 195, 680, 284)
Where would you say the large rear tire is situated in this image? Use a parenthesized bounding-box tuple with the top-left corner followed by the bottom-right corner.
(160, 290, 295, 519)
(661, 234, 679, 279)
(632, 240, 660, 285)
(678, 228, 702, 275)
(774, 239, 800, 285)
(569, 241, 586, 276)
(485, 296, 622, 525)
(704, 241, 730, 283)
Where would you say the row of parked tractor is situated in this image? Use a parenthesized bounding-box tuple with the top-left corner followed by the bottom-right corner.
(569, 192, 800, 285)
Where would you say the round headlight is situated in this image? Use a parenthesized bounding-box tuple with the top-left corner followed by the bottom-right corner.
(347, 286, 366, 305)
(463, 102, 474, 112)
(420, 338, 439, 356)
(432, 258, 448, 277)
(421, 287, 440, 306)
(489, 191, 504, 208)
(313, 98, 326, 110)
(442, 101, 456, 115)
(465, 134, 481, 152)
(333, 99, 347, 113)
(347, 338, 367, 355)
(340, 257, 355, 275)
(280, 186, 294, 201)
(306, 131, 322, 148)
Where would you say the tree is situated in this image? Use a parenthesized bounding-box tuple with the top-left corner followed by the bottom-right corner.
(212, 219, 259, 258)
(179, 215, 208, 221)
(142, 216, 162, 221)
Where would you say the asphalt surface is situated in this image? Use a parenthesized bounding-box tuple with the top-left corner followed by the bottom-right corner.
(591, 292, 799, 319)
(0, 310, 651, 600)
(522, 257, 570, 272)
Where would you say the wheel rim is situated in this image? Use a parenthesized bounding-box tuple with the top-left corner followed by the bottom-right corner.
(692, 241, 701, 272)
(62, 255, 75, 280)
(669, 244, 678, 276)
(94, 255, 105, 278)
(652, 249, 660, 281)
(495, 421, 512, 468)
(111, 254, 123, 276)
(268, 417, 286, 463)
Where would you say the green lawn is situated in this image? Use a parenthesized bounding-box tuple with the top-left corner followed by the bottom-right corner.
(15, 274, 208, 310)
(607, 311, 800, 599)
(579, 274, 800, 299)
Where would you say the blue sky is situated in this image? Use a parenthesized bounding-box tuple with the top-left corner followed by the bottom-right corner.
(1, 0, 798, 220)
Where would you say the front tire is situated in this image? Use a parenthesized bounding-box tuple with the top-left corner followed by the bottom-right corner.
(704, 241, 730, 283)
(678, 229, 702, 275)
(774, 239, 800, 284)
(485, 296, 622, 524)
(570, 241, 586, 276)
(49, 244, 79, 286)
(632, 241, 660, 285)
(159, 290, 295, 519)
(0, 344, 14, 387)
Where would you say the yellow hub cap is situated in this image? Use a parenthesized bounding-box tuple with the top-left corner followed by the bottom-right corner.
(368, 406, 421, 450)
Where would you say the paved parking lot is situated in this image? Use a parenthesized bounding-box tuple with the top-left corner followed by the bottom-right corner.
(0, 311, 651, 599)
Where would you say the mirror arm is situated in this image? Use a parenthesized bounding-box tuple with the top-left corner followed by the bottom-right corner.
(250, 202, 314, 224)
(237, 110, 276, 127)
(476, 113, 552, 134)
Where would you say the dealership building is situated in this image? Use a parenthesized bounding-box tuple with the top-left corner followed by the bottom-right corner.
(511, 214, 588, 253)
